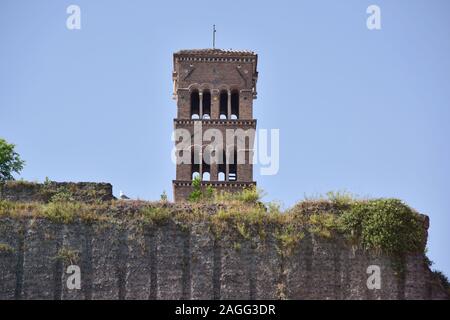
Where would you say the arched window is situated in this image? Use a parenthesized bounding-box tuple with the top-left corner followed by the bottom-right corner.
(202, 151, 211, 181)
(202, 90, 211, 119)
(231, 90, 239, 119)
(228, 148, 237, 181)
(219, 90, 228, 119)
(192, 172, 200, 180)
(191, 145, 201, 180)
(218, 148, 227, 181)
(190, 90, 200, 119)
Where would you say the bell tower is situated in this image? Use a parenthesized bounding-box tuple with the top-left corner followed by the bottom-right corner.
(172, 49, 258, 202)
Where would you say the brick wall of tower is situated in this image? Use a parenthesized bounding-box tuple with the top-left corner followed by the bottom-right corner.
(176, 90, 191, 119)
(174, 60, 256, 91)
(172, 50, 258, 201)
(173, 120, 256, 182)
(173, 182, 256, 202)
(173, 53, 257, 122)
(238, 91, 254, 120)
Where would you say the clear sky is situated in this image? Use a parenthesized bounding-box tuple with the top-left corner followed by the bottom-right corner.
(1, 0, 449, 277)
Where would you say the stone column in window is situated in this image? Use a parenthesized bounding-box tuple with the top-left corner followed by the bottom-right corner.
(227, 90, 231, 119)
(199, 91, 203, 118)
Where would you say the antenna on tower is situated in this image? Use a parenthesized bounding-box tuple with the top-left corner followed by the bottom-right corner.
(212, 24, 216, 49)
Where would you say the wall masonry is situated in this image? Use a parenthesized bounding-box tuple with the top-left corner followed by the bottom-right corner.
(0, 213, 447, 300)
(0, 181, 114, 203)
(0, 183, 447, 300)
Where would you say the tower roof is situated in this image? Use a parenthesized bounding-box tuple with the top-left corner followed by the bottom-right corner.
(172, 48, 259, 99)
(174, 48, 256, 57)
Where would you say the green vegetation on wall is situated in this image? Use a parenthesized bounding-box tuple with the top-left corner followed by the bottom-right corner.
(0, 188, 427, 260)
(338, 198, 424, 256)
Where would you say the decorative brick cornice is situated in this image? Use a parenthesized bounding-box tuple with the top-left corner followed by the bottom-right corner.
(173, 180, 256, 188)
(175, 49, 255, 55)
(174, 119, 257, 126)
(174, 49, 257, 63)
(175, 56, 256, 63)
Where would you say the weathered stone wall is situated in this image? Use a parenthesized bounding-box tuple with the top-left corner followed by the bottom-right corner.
(0, 215, 447, 300)
(0, 181, 114, 203)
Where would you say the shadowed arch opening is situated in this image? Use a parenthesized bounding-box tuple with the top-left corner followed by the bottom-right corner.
(231, 90, 239, 119)
(202, 90, 211, 119)
(228, 148, 237, 181)
(218, 148, 226, 181)
(202, 150, 211, 181)
(190, 90, 200, 119)
(219, 90, 228, 119)
(191, 145, 201, 180)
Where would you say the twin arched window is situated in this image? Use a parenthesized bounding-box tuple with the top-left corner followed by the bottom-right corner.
(191, 89, 239, 119)
(190, 147, 238, 181)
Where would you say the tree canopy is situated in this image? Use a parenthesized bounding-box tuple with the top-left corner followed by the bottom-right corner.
(0, 138, 25, 181)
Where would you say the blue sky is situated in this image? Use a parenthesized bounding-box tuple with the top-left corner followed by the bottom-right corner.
(1, 1, 450, 276)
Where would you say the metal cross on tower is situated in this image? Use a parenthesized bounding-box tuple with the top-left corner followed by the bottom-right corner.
(212, 25, 216, 49)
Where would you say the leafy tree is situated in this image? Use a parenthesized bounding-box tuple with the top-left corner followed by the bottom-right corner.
(0, 138, 25, 182)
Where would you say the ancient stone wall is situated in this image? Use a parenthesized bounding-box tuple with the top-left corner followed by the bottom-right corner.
(0, 215, 446, 300)
(0, 181, 114, 203)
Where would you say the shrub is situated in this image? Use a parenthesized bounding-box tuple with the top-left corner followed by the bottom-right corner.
(432, 270, 450, 293)
(188, 177, 215, 202)
(188, 177, 203, 202)
(0, 200, 40, 218)
(211, 205, 270, 240)
(54, 247, 80, 264)
(140, 206, 171, 226)
(214, 185, 263, 205)
(237, 186, 262, 204)
(160, 190, 168, 202)
(325, 190, 357, 206)
(0, 243, 15, 254)
(205, 185, 214, 199)
(0, 200, 14, 215)
(291, 195, 426, 259)
(275, 224, 305, 257)
(42, 201, 84, 224)
(50, 188, 75, 203)
(338, 199, 424, 255)
(309, 213, 339, 238)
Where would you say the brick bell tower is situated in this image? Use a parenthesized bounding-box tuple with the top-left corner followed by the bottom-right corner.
(172, 49, 258, 202)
